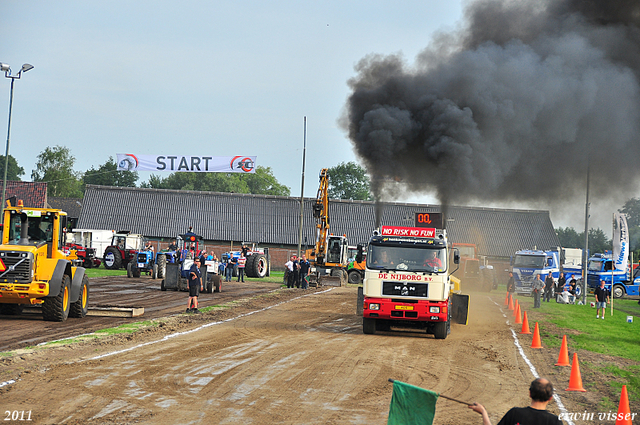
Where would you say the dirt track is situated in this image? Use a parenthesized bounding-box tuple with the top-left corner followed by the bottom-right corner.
(0, 276, 278, 352)
(3, 284, 617, 424)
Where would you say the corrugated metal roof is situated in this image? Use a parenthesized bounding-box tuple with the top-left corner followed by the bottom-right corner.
(77, 185, 559, 258)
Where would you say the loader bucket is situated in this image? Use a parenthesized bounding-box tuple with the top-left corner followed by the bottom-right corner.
(451, 293, 470, 325)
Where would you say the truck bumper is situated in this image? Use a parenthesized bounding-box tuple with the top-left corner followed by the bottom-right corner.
(0, 281, 49, 304)
(363, 297, 448, 322)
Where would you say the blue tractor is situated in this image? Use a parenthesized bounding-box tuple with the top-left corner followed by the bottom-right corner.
(127, 245, 158, 279)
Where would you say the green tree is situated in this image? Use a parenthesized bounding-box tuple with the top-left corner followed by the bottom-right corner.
(83, 156, 138, 188)
(0, 154, 25, 181)
(31, 145, 82, 197)
(327, 161, 372, 200)
(555, 226, 612, 254)
(140, 166, 290, 196)
(556, 227, 582, 248)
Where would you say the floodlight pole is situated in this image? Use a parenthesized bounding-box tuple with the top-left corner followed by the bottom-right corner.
(297, 117, 307, 258)
(1, 63, 33, 206)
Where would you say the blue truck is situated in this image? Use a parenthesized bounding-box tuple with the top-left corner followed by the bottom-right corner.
(586, 253, 639, 298)
(511, 248, 583, 296)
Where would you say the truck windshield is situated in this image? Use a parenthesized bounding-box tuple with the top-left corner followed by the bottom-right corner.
(367, 245, 447, 273)
(8, 213, 55, 245)
(513, 255, 545, 268)
(588, 260, 603, 271)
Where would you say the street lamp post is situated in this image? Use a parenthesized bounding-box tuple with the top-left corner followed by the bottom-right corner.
(1, 62, 34, 207)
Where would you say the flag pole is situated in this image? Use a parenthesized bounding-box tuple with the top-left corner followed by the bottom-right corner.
(611, 213, 614, 316)
(388, 379, 473, 405)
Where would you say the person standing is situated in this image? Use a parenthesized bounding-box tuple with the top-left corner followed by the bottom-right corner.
(291, 255, 300, 288)
(469, 378, 562, 425)
(236, 252, 246, 282)
(186, 258, 203, 313)
(285, 255, 295, 288)
(225, 255, 235, 282)
(532, 274, 544, 308)
(595, 280, 610, 320)
(544, 271, 554, 302)
(556, 272, 566, 302)
(506, 272, 515, 302)
(299, 254, 311, 290)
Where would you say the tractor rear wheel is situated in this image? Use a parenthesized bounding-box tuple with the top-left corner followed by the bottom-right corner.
(43, 275, 71, 322)
(247, 254, 267, 278)
(152, 264, 158, 280)
(127, 262, 133, 278)
(161, 279, 166, 291)
(157, 254, 167, 279)
(103, 247, 122, 270)
(70, 275, 90, 318)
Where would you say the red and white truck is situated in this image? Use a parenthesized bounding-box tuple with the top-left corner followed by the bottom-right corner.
(361, 225, 469, 339)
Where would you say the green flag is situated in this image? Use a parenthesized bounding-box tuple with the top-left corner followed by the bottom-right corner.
(387, 380, 439, 425)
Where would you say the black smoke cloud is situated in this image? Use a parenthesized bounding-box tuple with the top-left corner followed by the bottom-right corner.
(343, 0, 640, 213)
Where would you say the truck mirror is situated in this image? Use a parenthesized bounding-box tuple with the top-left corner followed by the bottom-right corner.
(453, 250, 460, 264)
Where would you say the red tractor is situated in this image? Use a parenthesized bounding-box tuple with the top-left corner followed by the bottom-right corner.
(64, 243, 102, 268)
(103, 232, 145, 270)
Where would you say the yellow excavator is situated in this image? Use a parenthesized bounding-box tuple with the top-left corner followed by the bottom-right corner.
(304, 169, 349, 286)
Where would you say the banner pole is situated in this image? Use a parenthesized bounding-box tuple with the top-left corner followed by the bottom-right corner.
(611, 213, 614, 316)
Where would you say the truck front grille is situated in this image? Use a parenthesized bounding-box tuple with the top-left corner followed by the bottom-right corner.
(0, 251, 33, 283)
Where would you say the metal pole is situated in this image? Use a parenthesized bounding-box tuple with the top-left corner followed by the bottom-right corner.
(582, 159, 590, 305)
(297, 117, 307, 259)
(611, 213, 614, 316)
(2, 77, 15, 207)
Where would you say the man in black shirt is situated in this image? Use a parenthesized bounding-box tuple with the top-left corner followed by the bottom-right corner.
(469, 378, 562, 425)
(544, 272, 554, 302)
(594, 280, 610, 319)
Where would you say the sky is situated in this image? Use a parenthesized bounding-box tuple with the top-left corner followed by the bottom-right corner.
(0, 1, 629, 235)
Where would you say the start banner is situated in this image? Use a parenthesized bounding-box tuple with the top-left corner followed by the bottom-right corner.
(116, 154, 256, 173)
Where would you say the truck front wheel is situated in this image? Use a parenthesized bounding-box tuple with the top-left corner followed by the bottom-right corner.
(43, 275, 71, 322)
(613, 284, 625, 299)
(363, 317, 376, 334)
(433, 321, 448, 339)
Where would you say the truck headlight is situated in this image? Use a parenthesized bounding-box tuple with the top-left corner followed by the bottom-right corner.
(429, 306, 440, 313)
(369, 303, 380, 310)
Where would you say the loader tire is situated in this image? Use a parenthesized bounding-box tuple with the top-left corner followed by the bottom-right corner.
(103, 247, 122, 270)
(70, 275, 90, 318)
(43, 275, 71, 322)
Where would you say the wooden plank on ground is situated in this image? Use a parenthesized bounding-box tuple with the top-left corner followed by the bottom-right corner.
(86, 307, 145, 317)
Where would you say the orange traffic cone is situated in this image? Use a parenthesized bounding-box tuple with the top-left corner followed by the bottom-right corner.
(515, 304, 522, 324)
(508, 295, 515, 311)
(566, 353, 586, 392)
(504, 292, 510, 306)
(531, 322, 543, 348)
(513, 299, 519, 316)
(520, 311, 531, 334)
(615, 385, 632, 425)
(555, 335, 570, 366)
